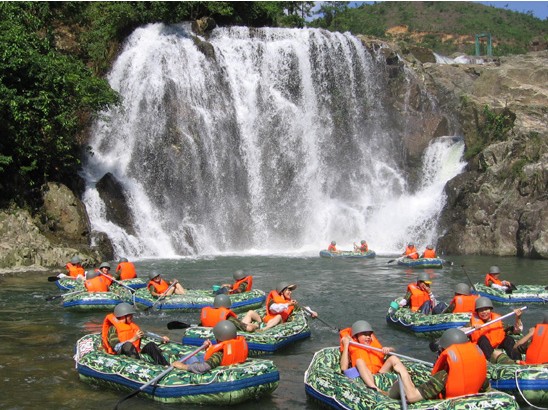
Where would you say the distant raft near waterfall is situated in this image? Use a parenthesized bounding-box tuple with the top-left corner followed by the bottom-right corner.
(397, 257, 445, 268)
(75, 334, 279, 405)
(304, 346, 519, 410)
(133, 288, 266, 312)
(182, 308, 311, 355)
(473, 283, 548, 304)
(386, 298, 471, 337)
(319, 250, 376, 259)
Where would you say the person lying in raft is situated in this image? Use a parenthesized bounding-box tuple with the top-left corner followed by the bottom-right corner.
(484, 265, 516, 294)
(216, 270, 253, 295)
(200, 294, 262, 332)
(389, 328, 492, 403)
(340, 320, 412, 393)
(398, 272, 447, 314)
(172, 320, 248, 373)
(261, 282, 317, 331)
(147, 271, 186, 297)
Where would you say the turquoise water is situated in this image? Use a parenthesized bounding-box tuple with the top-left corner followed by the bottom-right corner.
(0, 255, 546, 409)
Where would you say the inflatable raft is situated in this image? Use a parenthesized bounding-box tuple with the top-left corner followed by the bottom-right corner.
(397, 257, 445, 268)
(182, 308, 311, 355)
(386, 298, 471, 338)
(62, 289, 131, 311)
(304, 346, 519, 409)
(474, 283, 548, 304)
(55, 276, 147, 291)
(133, 288, 266, 312)
(75, 334, 279, 405)
(320, 250, 376, 259)
(488, 361, 548, 406)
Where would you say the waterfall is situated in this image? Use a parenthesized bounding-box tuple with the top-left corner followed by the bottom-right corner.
(82, 24, 465, 257)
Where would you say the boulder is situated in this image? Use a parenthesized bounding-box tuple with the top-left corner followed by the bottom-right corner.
(95, 173, 136, 236)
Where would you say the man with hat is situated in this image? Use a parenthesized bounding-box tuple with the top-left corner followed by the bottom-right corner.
(402, 243, 419, 260)
(484, 266, 515, 294)
(399, 272, 446, 314)
(147, 271, 186, 297)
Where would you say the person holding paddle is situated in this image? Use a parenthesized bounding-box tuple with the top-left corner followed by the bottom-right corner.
(84, 269, 111, 292)
(484, 265, 515, 294)
(354, 240, 368, 253)
(402, 243, 419, 260)
(147, 271, 185, 297)
(102, 303, 171, 365)
(399, 272, 447, 314)
(327, 241, 338, 253)
(65, 255, 85, 279)
(261, 282, 317, 331)
(216, 270, 253, 295)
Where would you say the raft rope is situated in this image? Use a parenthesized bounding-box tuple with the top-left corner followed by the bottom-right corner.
(514, 367, 548, 410)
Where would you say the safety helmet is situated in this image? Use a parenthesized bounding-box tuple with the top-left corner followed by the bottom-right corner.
(489, 266, 501, 274)
(213, 294, 232, 309)
(351, 320, 374, 337)
(213, 320, 237, 342)
(417, 272, 431, 283)
(426, 245, 433, 250)
(407, 243, 414, 247)
(438, 328, 468, 349)
(331, 241, 336, 245)
(455, 283, 471, 296)
(276, 282, 297, 294)
(119, 257, 129, 263)
(148, 271, 161, 280)
(233, 270, 245, 281)
(99, 262, 111, 270)
(360, 240, 366, 244)
(114, 302, 137, 318)
(475, 296, 494, 311)
(86, 270, 99, 279)
(71, 256, 82, 264)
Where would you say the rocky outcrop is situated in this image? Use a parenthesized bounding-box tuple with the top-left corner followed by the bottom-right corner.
(96, 173, 136, 236)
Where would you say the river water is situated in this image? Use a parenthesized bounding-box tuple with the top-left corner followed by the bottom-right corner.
(1, 254, 546, 409)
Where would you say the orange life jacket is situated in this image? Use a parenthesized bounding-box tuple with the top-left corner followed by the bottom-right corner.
(84, 276, 109, 292)
(263, 290, 294, 323)
(200, 307, 237, 327)
(525, 324, 548, 364)
(231, 276, 253, 292)
(407, 283, 431, 312)
(450, 294, 479, 313)
(484, 274, 503, 287)
(469, 312, 505, 347)
(422, 249, 436, 258)
(95, 269, 114, 286)
(432, 342, 487, 398)
(66, 263, 85, 278)
(405, 246, 418, 259)
(101, 313, 141, 354)
(147, 278, 169, 294)
(204, 336, 248, 366)
(359, 243, 368, 252)
(339, 327, 385, 374)
(327, 244, 337, 252)
(116, 262, 137, 280)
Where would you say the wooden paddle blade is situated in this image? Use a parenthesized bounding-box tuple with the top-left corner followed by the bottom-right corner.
(167, 321, 191, 330)
(387, 259, 396, 264)
(114, 389, 141, 410)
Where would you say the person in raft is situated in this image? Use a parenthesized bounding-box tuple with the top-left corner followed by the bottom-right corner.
(172, 320, 248, 373)
(513, 311, 548, 365)
(354, 240, 369, 253)
(115, 257, 137, 280)
(339, 320, 412, 393)
(399, 272, 447, 314)
(64, 255, 85, 279)
(200, 294, 263, 332)
(389, 328, 491, 402)
(444, 283, 479, 314)
(217, 270, 253, 295)
(402, 243, 419, 259)
(84, 269, 111, 293)
(147, 271, 186, 297)
(484, 265, 516, 294)
(102, 302, 171, 365)
(327, 241, 338, 253)
(261, 282, 317, 331)
(420, 245, 437, 258)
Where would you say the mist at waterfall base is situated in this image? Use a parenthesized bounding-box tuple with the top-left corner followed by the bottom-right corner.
(83, 24, 466, 259)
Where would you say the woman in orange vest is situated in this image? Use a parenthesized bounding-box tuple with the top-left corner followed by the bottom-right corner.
(484, 265, 515, 294)
(513, 312, 548, 365)
(469, 297, 523, 362)
(172, 320, 248, 373)
(84, 270, 110, 292)
(402, 243, 419, 259)
(444, 283, 479, 313)
(65, 255, 85, 279)
(389, 328, 490, 402)
(147, 271, 186, 297)
(261, 282, 317, 331)
(340, 320, 411, 392)
(102, 302, 171, 365)
(115, 257, 137, 280)
(200, 294, 262, 332)
(420, 245, 437, 258)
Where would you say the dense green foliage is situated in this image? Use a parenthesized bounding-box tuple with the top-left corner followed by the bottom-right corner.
(309, 1, 547, 56)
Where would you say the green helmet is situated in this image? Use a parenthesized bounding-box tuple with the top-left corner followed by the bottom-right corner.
(148, 271, 160, 280)
(86, 270, 99, 279)
(475, 296, 494, 311)
(360, 240, 366, 244)
(233, 270, 245, 281)
(119, 257, 129, 263)
(351, 320, 373, 337)
(213, 320, 237, 342)
(426, 244, 433, 250)
(407, 242, 414, 247)
(489, 266, 501, 274)
(455, 283, 470, 296)
(417, 272, 431, 283)
(71, 256, 82, 264)
(99, 262, 111, 270)
(276, 282, 296, 293)
(114, 302, 137, 318)
(213, 294, 232, 309)
(438, 328, 468, 349)
(331, 241, 336, 246)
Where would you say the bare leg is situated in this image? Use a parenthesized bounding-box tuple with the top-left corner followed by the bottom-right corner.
(173, 283, 186, 295)
(261, 315, 282, 331)
(392, 361, 424, 403)
(355, 359, 378, 389)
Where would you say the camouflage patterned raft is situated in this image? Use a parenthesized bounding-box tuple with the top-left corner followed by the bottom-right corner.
(75, 334, 279, 405)
(62, 288, 132, 311)
(474, 283, 548, 304)
(304, 346, 519, 409)
(55, 276, 147, 291)
(386, 298, 471, 338)
(182, 308, 311, 355)
(397, 258, 445, 268)
(133, 288, 266, 312)
(488, 362, 548, 406)
(320, 250, 376, 259)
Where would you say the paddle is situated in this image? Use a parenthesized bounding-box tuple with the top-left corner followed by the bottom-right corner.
(47, 274, 69, 282)
(99, 272, 136, 294)
(461, 265, 477, 292)
(167, 321, 192, 330)
(45, 289, 87, 301)
(462, 306, 527, 335)
(144, 331, 185, 345)
(397, 374, 408, 410)
(144, 281, 177, 313)
(300, 305, 341, 331)
(348, 341, 434, 367)
(113, 341, 208, 409)
(388, 252, 417, 264)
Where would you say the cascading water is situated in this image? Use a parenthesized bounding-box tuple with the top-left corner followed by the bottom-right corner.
(82, 23, 466, 257)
